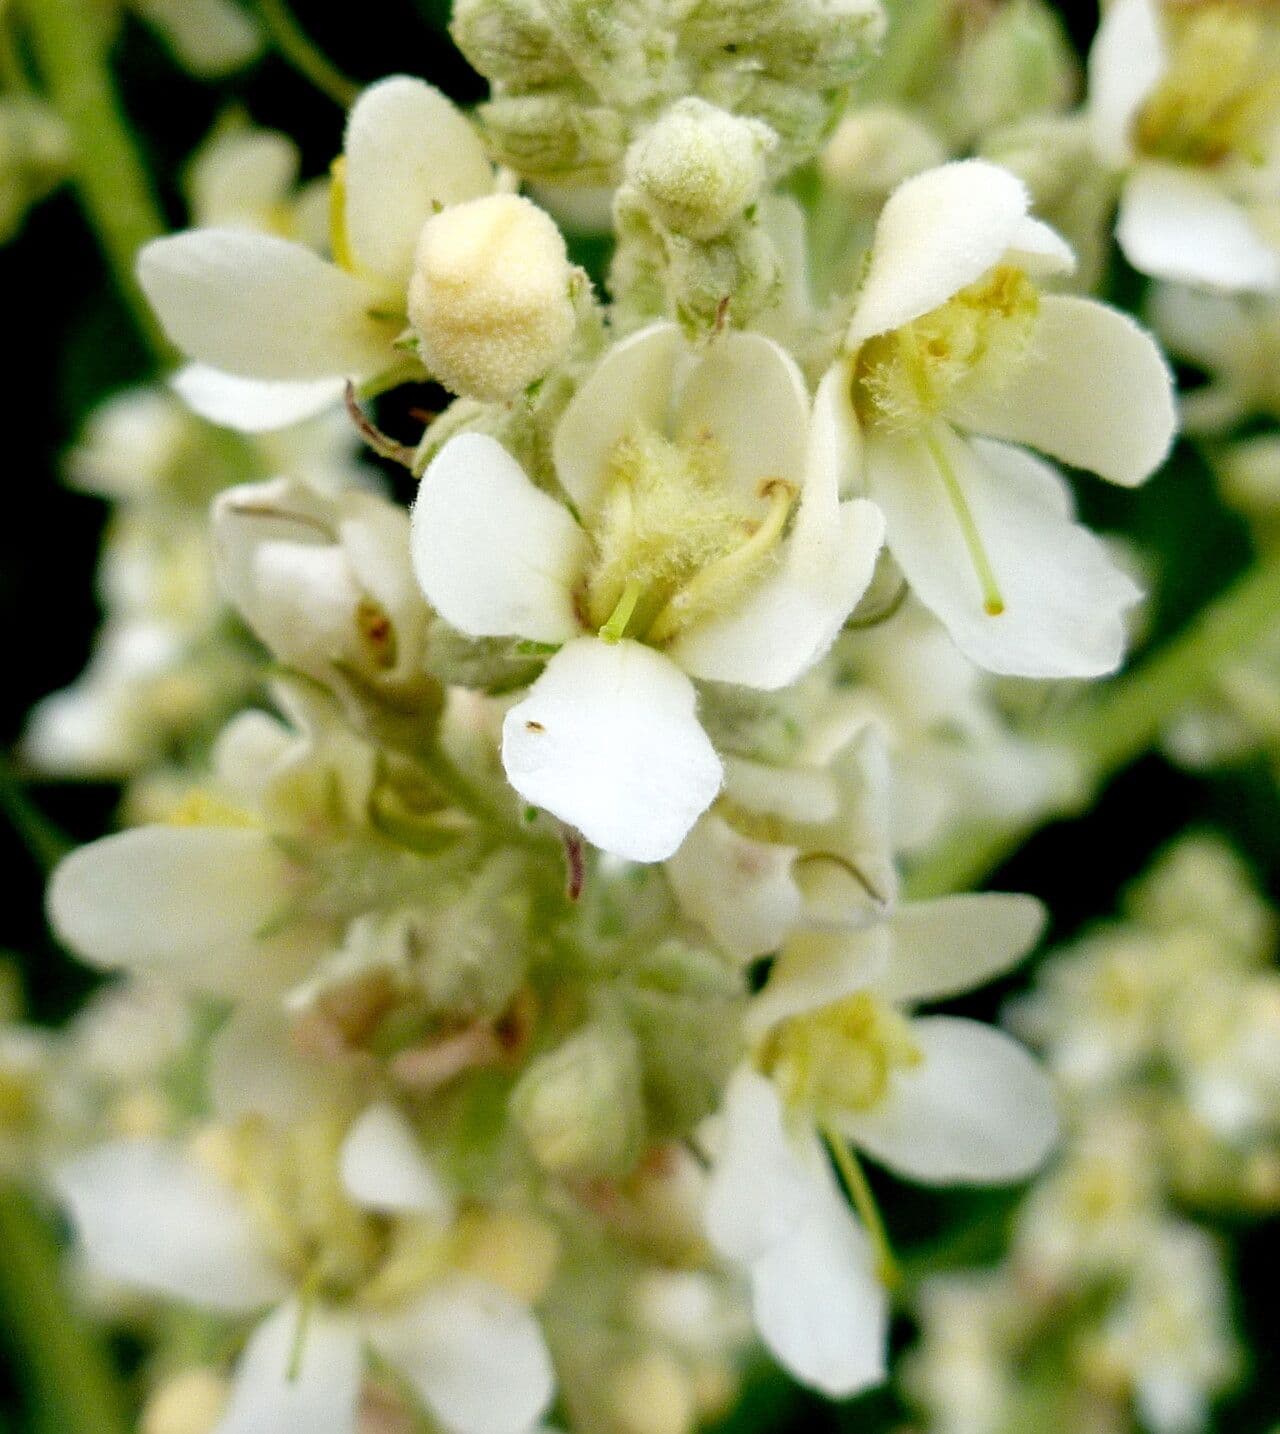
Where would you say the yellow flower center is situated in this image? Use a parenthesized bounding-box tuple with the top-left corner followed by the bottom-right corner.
(581, 425, 796, 645)
(1135, 3, 1280, 167)
(852, 265, 1041, 434)
(761, 992, 923, 1119)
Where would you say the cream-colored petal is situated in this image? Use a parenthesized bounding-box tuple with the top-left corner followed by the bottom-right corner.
(1087, 0, 1166, 166)
(951, 294, 1176, 487)
(343, 76, 494, 288)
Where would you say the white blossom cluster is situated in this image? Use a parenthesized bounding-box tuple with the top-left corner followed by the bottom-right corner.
(3, 0, 1278, 1431)
(906, 834, 1279, 1434)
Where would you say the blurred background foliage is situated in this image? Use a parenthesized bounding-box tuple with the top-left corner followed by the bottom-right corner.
(0, 1, 1276, 1430)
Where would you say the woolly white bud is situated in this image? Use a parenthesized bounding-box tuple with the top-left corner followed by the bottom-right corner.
(407, 193, 578, 401)
(627, 100, 774, 240)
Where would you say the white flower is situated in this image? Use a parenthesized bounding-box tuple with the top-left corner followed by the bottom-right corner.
(1087, 0, 1280, 294)
(212, 476, 430, 694)
(702, 1067, 889, 1398)
(57, 1105, 555, 1434)
(832, 159, 1175, 679)
(186, 121, 329, 248)
(138, 77, 497, 431)
(410, 322, 885, 862)
(746, 890, 1056, 1185)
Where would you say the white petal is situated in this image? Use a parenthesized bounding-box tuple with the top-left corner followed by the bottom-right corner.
(47, 826, 317, 997)
(1117, 162, 1280, 294)
(501, 639, 722, 863)
(172, 365, 346, 432)
(1086, 0, 1166, 165)
(665, 813, 801, 962)
(848, 161, 1032, 344)
(951, 294, 1176, 487)
(745, 928, 888, 1039)
(837, 1017, 1059, 1184)
(217, 1302, 362, 1434)
(208, 1005, 336, 1123)
(340, 1103, 453, 1219)
(868, 428, 1142, 678)
(703, 1067, 828, 1265)
(749, 1185, 888, 1399)
(873, 894, 1046, 1005)
(137, 230, 393, 381)
(343, 76, 494, 289)
(188, 129, 298, 228)
(412, 433, 586, 645)
(672, 366, 885, 689)
(371, 1278, 554, 1434)
(551, 323, 683, 512)
(673, 330, 810, 497)
(56, 1141, 284, 1312)
(1007, 215, 1077, 277)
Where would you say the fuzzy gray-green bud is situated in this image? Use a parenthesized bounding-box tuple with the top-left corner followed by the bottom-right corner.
(701, 72, 838, 173)
(479, 93, 628, 183)
(626, 100, 775, 240)
(450, 0, 575, 88)
(667, 214, 783, 333)
(754, 0, 886, 88)
(511, 1014, 646, 1179)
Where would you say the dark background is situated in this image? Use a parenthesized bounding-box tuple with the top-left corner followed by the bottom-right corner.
(1, 2, 1277, 1429)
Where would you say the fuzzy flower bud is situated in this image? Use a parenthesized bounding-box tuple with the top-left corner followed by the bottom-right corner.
(480, 93, 628, 182)
(407, 193, 578, 401)
(626, 100, 775, 240)
(450, 0, 573, 87)
(510, 1014, 646, 1179)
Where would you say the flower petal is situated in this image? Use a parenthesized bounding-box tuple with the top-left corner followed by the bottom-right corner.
(343, 76, 494, 289)
(340, 1103, 453, 1220)
(551, 323, 683, 512)
(137, 230, 393, 381)
(218, 1301, 363, 1434)
(208, 1005, 336, 1123)
(501, 638, 723, 863)
(56, 1141, 285, 1312)
(847, 161, 1032, 344)
(412, 433, 586, 645)
(745, 928, 888, 1038)
(951, 294, 1175, 487)
(749, 1182, 888, 1399)
(171, 365, 346, 432)
(371, 1277, 554, 1434)
(837, 1016, 1059, 1184)
(703, 1067, 828, 1265)
(673, 330, 810, 496)
(672, 365, 885, 689)
(867, 427, 1142, 678)
(1086, 0, 1166, 165)
(1117, 162, 1280, 294)
(665, 813, 802, 962)
(873, 894, 1046, 1005)
(47, 826, 319, 997)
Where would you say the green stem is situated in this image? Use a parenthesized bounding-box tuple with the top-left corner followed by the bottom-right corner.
(0, 754, 71, 873)
(824, 1126, 902, 1291)
(257, 0, 359, 108)
(23, 0, 169, 355)
(907, 549, 1280, 898)
(0, 1188, 131, 1434)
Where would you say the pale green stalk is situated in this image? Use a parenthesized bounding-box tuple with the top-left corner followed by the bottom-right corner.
(23, 0, 168, 353)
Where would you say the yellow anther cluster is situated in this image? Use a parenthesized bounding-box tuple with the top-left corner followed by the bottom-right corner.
(852, 265, 1041, 433)
(584, 425, 793, 642)
(762, 992, 923, 1117)
(1135, 4, 1280, 167)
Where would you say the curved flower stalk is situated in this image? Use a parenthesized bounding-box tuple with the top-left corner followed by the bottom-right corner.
(57, 1103, 555, 1434)
(1087, 0, 1280, 293)
(138, 76, 514, 430)
(827, 158, 1176, 679)
(703, 890, 1055, 1394)
(411, 322, 885, 861)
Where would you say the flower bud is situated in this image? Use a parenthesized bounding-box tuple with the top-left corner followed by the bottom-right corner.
(141, 1369, 228, 1434)
(510, 1014, 645, 1179)
(626, 100, 774, 240)
(480, 93, 628, 182)
(820, 105, 946, 197)
(756, 0, 886, 87)
(450, 0, 574, 87)
(408, 194, 578, 401)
